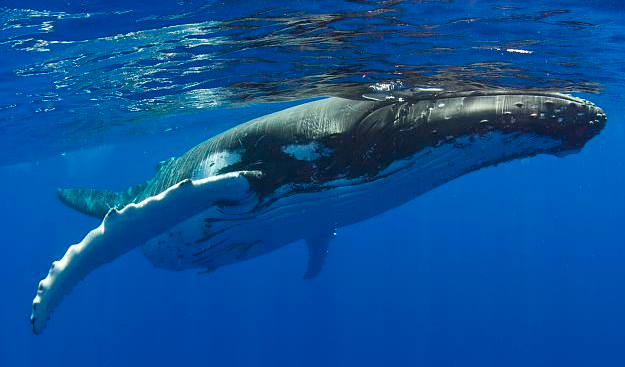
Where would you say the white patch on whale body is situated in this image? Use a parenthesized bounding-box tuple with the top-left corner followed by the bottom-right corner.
(281, 142, 332, 161)
(193, 151, 242, 178)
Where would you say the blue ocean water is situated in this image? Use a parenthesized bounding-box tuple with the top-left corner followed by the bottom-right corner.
(1, 1, 624, 366)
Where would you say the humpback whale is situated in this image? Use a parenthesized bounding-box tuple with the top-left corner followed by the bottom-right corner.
(31, 90, 606, 333)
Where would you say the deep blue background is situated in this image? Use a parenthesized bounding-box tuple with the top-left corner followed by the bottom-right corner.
(1, 1, 625, 366)
(1, 93, 623, 366)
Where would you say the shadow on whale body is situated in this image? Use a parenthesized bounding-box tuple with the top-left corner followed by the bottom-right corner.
(31, 89, 606, 334)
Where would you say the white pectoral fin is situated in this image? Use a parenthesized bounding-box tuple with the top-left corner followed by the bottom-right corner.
(303, 231, 334, 280)
(31, 170, 261, 334)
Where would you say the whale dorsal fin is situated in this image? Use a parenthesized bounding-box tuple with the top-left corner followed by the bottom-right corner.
(56, 182, 148, 219)
(303, 231, 334, 280)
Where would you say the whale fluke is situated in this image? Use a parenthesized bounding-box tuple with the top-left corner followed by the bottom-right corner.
(56, 183, 148, 219)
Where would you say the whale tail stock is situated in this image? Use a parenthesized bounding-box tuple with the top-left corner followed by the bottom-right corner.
(56, 183, 148, 219)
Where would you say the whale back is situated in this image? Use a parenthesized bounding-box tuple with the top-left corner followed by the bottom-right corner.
(136, 97, 380, 199)
(56, 97, 380, 218)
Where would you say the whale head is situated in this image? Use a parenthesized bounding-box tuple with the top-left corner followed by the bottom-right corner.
(436, 90, 607, 157)
(345, 90, 606, 180)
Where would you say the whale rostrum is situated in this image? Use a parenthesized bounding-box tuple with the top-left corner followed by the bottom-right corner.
(31, 91, 606, 333)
